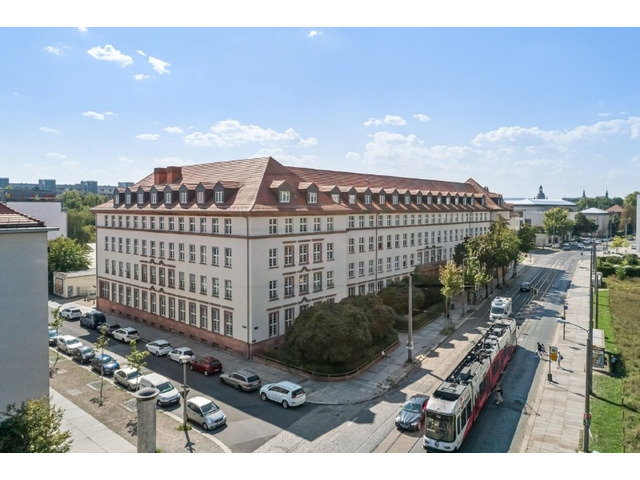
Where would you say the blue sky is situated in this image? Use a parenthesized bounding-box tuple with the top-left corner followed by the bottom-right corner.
(2, 21, 639, 200)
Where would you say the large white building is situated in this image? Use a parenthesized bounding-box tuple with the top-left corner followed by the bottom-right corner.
(0, 203, 56, 411)
(93, 157, 511, 357)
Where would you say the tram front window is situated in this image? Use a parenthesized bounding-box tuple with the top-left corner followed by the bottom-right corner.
(424, 412, 455, 443)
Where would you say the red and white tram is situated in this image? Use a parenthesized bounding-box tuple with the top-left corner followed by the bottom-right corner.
(423, 317, 517, 452)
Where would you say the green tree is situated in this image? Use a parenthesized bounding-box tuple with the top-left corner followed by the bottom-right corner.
(517, 223, 537, 254)
(610, 236, 629, 253)
(49, 307, 65, 377)
(378, 279, 425, 315)
(573, 212, 598, 237)
(94, 330, 110, 406)
(0, 396, 72, 453)
(543, 207, 573, 244)
(47, 236, 91, 291)
(126, 339, 150, 384)
(439, 260, 463, 326)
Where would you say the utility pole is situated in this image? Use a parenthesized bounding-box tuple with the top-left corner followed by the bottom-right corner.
(407, 274, 413, 363)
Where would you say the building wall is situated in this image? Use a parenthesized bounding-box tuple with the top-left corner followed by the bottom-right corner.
(0, 229, 50, 410)
(7, 201, 67, 240)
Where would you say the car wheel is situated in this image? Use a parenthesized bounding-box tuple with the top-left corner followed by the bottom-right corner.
(202, 422, 209, 431)
(236, 384, 242, 391)
(220, 377, 226, 384)
(204, 370, 209, 376)
(260, 393, 267, 401)
(189, 364, 194, 370)
(282, 400, 289, 409)
(155, 351, 160, 356)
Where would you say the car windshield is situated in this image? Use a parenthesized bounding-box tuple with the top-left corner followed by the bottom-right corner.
(200, 401, 219, 415)
(245, 375, 259, 382)
(403, 402, 422, 413)
(100, 355, 114, 363)
(127, 371, 141, 379)
(69, 339, 81, 346)
(157, 381, 174, 393)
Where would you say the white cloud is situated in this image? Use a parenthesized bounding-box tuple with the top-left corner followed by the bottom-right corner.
(134, 73, 150, 81)
(384, 115, 406, 126)
(149, 56, 171, 75)
(87, 44, 133, 67)
(163, 126, 184, 134)
(184, 119, 316, 148)
(137, 50, 147, 57)
(78, 27, 87, 33)
(364, 115, 407, 127)
(39, 126, 60, 134)
(345, 151, 361, 161)
(44, 46, 63, 56)
(46, 152, 66, 159)
(308, 30, 323, 38)
(364, 117, 382, 127)
(82, 111, 105, 120)
(413, 113, 431, 122)
(136, 134, 160, 141)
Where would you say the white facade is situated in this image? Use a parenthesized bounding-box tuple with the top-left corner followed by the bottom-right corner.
(6, 201, 67, 240)
(93, 158, 509, 357)
(0, 204, 57, 411)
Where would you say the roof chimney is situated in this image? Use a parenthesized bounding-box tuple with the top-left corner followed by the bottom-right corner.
(154, 168, 167, 185)
(166, 166, 182, 184)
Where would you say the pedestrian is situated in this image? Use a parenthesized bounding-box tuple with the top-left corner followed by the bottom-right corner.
(610, 354, 617, 373)
(537, 342, 546, 358)
(557, 351, 563, 369)
(495, 384, 503, 405)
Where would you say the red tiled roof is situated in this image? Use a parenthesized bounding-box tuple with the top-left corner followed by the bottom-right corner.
(0, 202, 46, 228)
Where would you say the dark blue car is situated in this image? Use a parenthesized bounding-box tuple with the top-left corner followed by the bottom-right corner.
(91, 353, 120, 376)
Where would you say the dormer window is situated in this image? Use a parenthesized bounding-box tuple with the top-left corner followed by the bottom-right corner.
(113, 192, 120, 205)
(279, 190, 290, 203)
(392, 194, 398, 205)
(437, 195, 442, 205)
(151, 192, 158, 204)
(308, 191, 317, 203)
(463, 197, 467, 205)
(364, 194, 371, 204)
(164, 191, 172, 204)
(446, 195, 451, 205)
(416, 194, 422, 205)
(180, 191, 188, 204)
(454, 196, 459, 205)
(470, 197, 475, 205)
(348, 193, 356, 204)
(379, 194, 385, 204)
(197, 191, 205, 204)
(404, 194, 410, 205)
(125, 192, 132, 204)
(137, 192, 144, 205)
(332, 193, 340, 203)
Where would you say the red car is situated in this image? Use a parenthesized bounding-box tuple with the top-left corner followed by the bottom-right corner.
(189, 356, 222, 376)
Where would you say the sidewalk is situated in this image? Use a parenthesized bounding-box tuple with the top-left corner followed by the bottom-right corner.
(50, 253, 592, 453)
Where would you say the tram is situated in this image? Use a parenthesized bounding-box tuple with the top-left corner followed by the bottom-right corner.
(423, 317, 517, 452)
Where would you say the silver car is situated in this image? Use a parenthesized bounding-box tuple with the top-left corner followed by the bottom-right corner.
(220, 369, 261, 391)
(185, 396, 227, 431)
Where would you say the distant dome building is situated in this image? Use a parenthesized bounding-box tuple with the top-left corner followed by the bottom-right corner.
(535, 186, 546, 200)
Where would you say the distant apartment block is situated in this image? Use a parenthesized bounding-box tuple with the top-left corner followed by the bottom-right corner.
(92, 157, 510, 358)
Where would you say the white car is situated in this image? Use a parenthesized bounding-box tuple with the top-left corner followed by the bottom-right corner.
(145, 339, 173, 356)
(113, 327, 140, 342)
(114, 366, 144, 391)
(56, 335, 83, 355)
(59, 306, 82, 320)
(259, 381, 306, 408)
(167, 347, 196, 364)
(185, 396, 227, 431)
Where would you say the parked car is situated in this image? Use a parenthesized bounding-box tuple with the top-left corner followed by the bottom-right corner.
(145, 339, 173, 356)
(139, 373, 180, 407)
(56, 335, 83, 355)
(48, 328, 61, 346)
(80, 310, 107, 329)
(520, 281, 532, 292)
(189, 356, 222, 376)
(114, 366, 144, 391)
(259, 381, 306, 408)
(395, 394, 428, 431)
(220, 369, 261, 391)
(91, 354, 120, 376)
(59, 306, 82, 320)
(113, 327, 140, 342)
(72, 345, 96, 364)
(167, 347, 196, 364)
(185, 396, 227, 431)
(98, 322, 121, 336)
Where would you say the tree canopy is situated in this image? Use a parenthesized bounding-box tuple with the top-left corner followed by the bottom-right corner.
(48, 236, 91, 275)
(543, 207, 573, 242)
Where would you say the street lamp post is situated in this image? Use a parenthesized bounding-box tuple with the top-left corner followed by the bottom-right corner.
(407, 274, 413, 363)
(461, 256, 477, 316)
(180, 355, 191, 431)
(556, 318, 592, 452)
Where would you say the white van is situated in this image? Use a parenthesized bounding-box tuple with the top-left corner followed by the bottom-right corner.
(140, 373, 181, 407)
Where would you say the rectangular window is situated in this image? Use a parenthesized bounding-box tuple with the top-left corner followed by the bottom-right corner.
(269, 280, 278, 300)
(279, 190, 290, 203)
(285, 218, 293, 234)
(159, 241, 165, 258)
(189, 217, 195, 232)
(313, 217, 321, 232)
(178, 300, 186, 322)
(141, 239, 147, 256)
(299, 274, 308, 295)
(150, 216, 156, 230)
(284, 307, 295, 328)
(212, 246, 219, 266)
(200, 217, 207, 233)
(313, 243, 322, 262)
(150, 240, 156, 257)
(299, 218, 307, 233)
(269, 248, 278, 268)
(358, 237, 365, 252)
(169, 242, 175, 260)
(189, 302, 196, 325)
(211, 218, 219, 234)
(269, 218, 278, 235)
(168, 269, 175, 288)
(169, 217, 175, 231)
(178, 243, 185, 261)
(200, 275, 207, 295)
(189, 273, 196, 292)
(224, 280, 232, 300)
(326, 270, 334, 289)
(348, 238, 355, 254)
(200, 245, 207, 264)
(212, 308, 220, 332)
(348, 262, 355, 278)
(215, 190, 224, 203)
(284, 245, 294, 266)
(326, 217, 334, 231)
(269, 311, 279, 338)
(299, 244, 308, 264)
(224, 311, 233, 336)
(326, 242, 334, 261)
(284, 276, 294, 297)
(225, 247, 232, 267)
(308, 191, 317, 203)
(169, 297, 175, 320)
(225, 219, 232, 234)
(179, 271, 185, 290)
(159, 216, 165, 230)
(200, 305, 208, 329)
(313, 271, 322, 292)
(189, 244, 196, 262)
(212, 277, 219, 297)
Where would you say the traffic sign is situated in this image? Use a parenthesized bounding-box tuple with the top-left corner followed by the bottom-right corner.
(549, 346, 558, 362)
